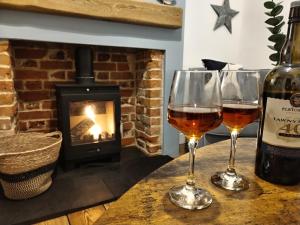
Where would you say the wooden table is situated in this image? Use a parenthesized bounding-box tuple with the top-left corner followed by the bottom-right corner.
(95, 138, 300, 225)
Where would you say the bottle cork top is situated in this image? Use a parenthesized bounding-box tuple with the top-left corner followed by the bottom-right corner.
(291, 1, 300, 8)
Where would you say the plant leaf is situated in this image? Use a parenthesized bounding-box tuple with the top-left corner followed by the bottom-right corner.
(268, 45, 276, 50)
(264, 1, 276, 9)
(275, 21, 285, 30)
(269, 53, 280, 62)
(271, 5, 283, 16)
(265, 11, 273, 16)
(267, 27, 275, 34)
(274, 42, 284, 51)
(275, 16, 284, 23)
(268, 34, 286, 42)
(272, 21, 285, 33)
(265, 18, 281, 26)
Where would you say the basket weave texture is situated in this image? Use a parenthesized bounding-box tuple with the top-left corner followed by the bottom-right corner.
(0, 131, 62, 200)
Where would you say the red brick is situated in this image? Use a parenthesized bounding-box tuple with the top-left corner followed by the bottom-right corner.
(0, 68, 12, 80)
(121, 137, 135, 146)
(130, 114, 136, 121)
(0, 81, 14, 92)
(143, 98, 161, 107)
(145, 50, 163, 60)
(66, 48, 74, 59)
(44, 81, 70, 89)
(18, 102, 24, 110)
(0, 41, 9, 52)
(145, 90, 161, 98)
(24, 102, 40, 110)
(67, 71, 75, 80)
(50, 71, 66, 80)
(48, 119, 57, 128)
(111, 54, 127, 62)
(0, 93, 14, 105)
(18, 91, 50, 101)
(121, 105, 134, 114)
(19, 110, 52, 120)
(136, 96, 144, 105)
(52, 110, 57, 118)
(0, 103, 17, 116)
(135, 129, 144, 138)
(146, 60, 162, 69)
(22, 60, 38, 67)
(14, 80, 24, 90)
(117, 63, 129, 71)
(136, 51, 146, 60)
(136, 105, 145, 114)
(110, 72, 134, 80)
(94, 63, 116, 71)
(135, 121, 145, 131)
(123, 122, 133, 131)
(144, 70, 162, 79)
(121, 114, 129, 122)
(120, 89, 135, 97)
(49, 50, 65, 60)
(14, 48, 47, 59)
(97, 53, 110, 61)
(145, 126, 161, 136)
(42, 100, 56, 109)
(150, 118, 160, 126)
(28, 120, 46, 129)
(25, 81, 42, 90)
(19, 121, 28, 131)
(137, 138, 146, 148)
(14, 70, 48, 80)
(136, 72, 144, 80)
(118, 81, 135, 88)
(96, 72, 109, 80)
(0, 54, 11, 66)
(136, 62, 146, 70)
(0, 118, 12, 130)
(146, 144, 161, 153)
(143, 134, 160, 144)
(145, 108, 161, 117)
(143, 80, 161, 88)
(40, 61, 73, 69)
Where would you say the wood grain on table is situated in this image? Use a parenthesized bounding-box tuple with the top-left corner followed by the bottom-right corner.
(94, 138, 300, 225)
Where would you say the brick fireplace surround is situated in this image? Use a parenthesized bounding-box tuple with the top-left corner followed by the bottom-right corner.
(0, 40, 164, 155)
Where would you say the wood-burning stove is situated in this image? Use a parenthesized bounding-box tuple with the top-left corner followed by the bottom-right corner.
(56, 47, 121, 169)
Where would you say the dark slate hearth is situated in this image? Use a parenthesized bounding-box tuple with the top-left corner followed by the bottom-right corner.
(0, 148, 172, 225)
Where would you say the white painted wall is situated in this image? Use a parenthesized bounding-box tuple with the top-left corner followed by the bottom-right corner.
(183, 0, 293, 70)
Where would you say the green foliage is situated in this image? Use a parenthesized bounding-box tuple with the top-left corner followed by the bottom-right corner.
(264, 0, 286, 65)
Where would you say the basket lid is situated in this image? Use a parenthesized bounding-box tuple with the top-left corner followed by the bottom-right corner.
(0, 132, 62, 156)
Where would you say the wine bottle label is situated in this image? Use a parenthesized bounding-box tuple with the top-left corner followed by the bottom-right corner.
(262, 97, 300, 149)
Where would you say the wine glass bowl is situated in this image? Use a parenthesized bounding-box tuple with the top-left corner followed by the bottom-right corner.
(211, 70, 260, 191)
(167, 70, 223, 210)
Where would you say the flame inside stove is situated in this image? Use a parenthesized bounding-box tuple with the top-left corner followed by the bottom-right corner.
(85, 105, 102, 140)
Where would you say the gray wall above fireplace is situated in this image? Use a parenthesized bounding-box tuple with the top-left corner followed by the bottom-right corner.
(0, 1, 185, 157)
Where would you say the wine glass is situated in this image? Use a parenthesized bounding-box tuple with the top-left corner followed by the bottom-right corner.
(167, 70, 223, 210)
(211, 70, 260, 191)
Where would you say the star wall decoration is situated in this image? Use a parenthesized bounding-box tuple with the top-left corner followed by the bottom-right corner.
(211, 0, 239, 33)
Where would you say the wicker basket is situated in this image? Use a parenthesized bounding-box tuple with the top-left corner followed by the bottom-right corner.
(0, 131, 62, 200)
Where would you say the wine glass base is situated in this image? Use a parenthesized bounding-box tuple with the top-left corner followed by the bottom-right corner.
(211, 171, 249, 191)
(168, 185, 212, 210)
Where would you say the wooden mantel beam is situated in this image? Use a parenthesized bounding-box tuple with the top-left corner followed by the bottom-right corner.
(0, 0, 183, 29)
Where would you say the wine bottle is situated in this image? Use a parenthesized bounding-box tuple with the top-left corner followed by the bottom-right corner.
(255, 1, 300, 185)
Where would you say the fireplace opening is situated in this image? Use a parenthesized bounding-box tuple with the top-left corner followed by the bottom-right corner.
(56, 47, 121, 169)
(69, 100, 116, 145)
(0, 40, 164, 161)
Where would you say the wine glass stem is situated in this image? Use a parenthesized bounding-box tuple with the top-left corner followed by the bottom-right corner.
(227, 130, 238, 174)
(186, 137, 198, 187)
